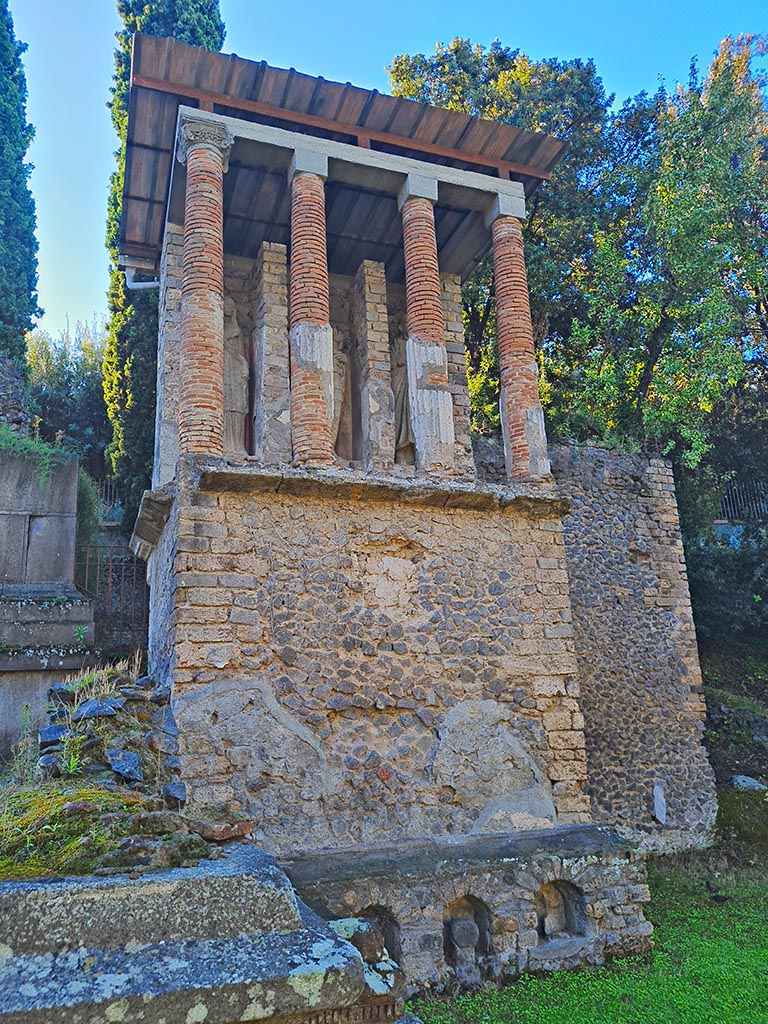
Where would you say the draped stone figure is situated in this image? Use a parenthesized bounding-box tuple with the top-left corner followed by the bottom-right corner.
(390, 332, 415, 464)
(223, 294, 249, 456)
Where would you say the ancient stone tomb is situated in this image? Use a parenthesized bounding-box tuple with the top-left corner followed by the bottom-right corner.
(123, 35, 716, 990)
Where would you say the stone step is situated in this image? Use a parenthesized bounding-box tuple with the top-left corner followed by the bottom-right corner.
(0, 618, 93, 647)
(0, 845, 304, 955)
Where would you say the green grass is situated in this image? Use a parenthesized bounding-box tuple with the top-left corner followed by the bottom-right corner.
(412, 799, 768, 1024)
(0, 783, 150, 879)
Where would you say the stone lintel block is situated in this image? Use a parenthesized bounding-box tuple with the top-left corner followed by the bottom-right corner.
(130, 482, 175, 562)
(283, 825, 638, 888)
(290, 148, 329, 182)
(484, 191, 527, 227)
(193, 458, 569, 517)
(398, 173, 439, 210)
(0, 648, 98, 673)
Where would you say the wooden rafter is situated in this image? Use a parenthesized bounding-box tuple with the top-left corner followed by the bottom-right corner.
(131, 73, 552, 183)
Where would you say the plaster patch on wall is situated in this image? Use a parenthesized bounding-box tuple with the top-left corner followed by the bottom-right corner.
(432, 700, 557, 831)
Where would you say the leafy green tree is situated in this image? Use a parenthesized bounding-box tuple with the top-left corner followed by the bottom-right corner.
(547, 36, 768, 466)
(0, 0, 39, 369)
(104, 0, 225, 530)
(27, 321, 111, 477)
(390, 36, 768, 470)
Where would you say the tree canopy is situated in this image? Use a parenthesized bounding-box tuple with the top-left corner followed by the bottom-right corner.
(27, 321, 111, 479)
(103, 0, 225, 532)
(0, 0, 39, 369)
(390, 35, 768, 469)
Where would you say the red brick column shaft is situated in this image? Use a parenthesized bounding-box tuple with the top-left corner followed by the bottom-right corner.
(398, 184, 455, 474)
(491, 214, 551, 480)
(289, 169, 335, 464)
(401, 195, 446, 349)
(290, 173, 330, 329)
(178, 117, 232, 455)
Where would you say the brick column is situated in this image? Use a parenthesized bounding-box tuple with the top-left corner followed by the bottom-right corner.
(486, 195, 551, 480)
(176, 114, 233, 455)
(288, 152, 335, 465)
(398, 175, 455, 474)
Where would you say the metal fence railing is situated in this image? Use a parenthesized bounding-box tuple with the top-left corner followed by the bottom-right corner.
(719, 480, 768, 524)
(75, 544, 148, 654)
(95, 478, 122, 524)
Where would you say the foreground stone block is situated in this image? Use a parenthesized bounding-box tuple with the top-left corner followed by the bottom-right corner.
(0, 846, 397, 1024)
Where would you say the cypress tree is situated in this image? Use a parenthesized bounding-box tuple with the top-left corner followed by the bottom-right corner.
(0, 0, 39, 369)
(104, 1, 225, 530)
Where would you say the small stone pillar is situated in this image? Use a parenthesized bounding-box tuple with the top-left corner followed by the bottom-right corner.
(398, 175, 455, 473)
(177, 113, 233, 455)
(288, 151, 335, 465)
(486, 196, 551, 480)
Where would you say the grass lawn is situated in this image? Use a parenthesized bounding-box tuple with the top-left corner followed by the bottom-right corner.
(412, 795, 768, 1024)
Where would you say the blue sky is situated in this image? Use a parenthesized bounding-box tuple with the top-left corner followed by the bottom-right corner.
(10, 0, 768, 338)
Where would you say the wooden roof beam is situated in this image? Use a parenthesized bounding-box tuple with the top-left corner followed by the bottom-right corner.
(131, 73, 551, 182)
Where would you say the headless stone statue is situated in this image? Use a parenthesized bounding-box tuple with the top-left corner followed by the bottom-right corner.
(390, 332, 415, 464)
(223, 295, 249, 456)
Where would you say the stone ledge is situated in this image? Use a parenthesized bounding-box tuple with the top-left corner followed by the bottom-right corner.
(282, 825, 638, 887)
(0, 649, 98, 673)
(191, 458, 569, 517)
(0, 846, 302, 955)
(0, 584, 90, 606)
(0, 924, 366, 1024)
(0, 845, 378, 1024)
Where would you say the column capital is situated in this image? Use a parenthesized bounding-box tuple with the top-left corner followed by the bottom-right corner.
(398, 173, 438, 211)
(289, 149, 329, 182)
(484, 192, 527, 229)
(177, 113, 234, 172)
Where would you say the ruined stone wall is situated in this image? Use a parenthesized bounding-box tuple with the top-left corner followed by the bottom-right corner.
(0, 356, 29, 434)
(160, 464, 591, 855)
(475, 438, 717, 849)
(551, 445, 716, 848)
(158, 260, 475, 474)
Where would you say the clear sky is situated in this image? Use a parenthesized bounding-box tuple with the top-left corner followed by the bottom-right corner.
(10, 0, 768, 339)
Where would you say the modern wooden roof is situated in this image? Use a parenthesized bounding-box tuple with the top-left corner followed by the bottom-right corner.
(121, 33, 569, 280)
